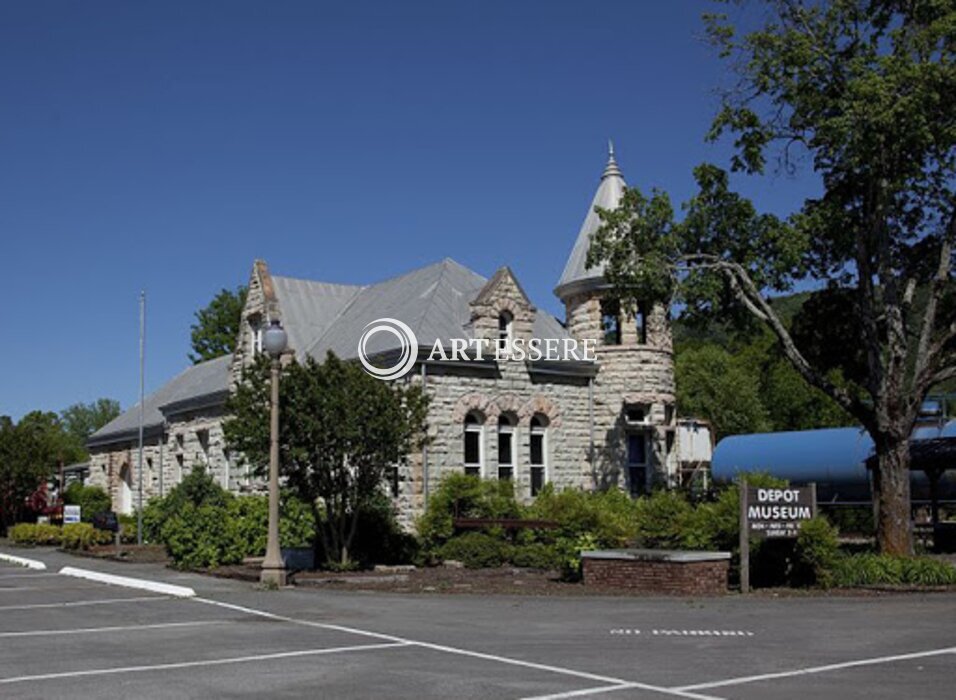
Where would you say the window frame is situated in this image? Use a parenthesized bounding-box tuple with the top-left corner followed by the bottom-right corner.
(529, 414, 548, 496)
(463, 412, 484, 477)
(497, 413, 516, 481)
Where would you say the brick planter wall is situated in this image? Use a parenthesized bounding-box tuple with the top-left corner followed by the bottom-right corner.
(582, 550, 729, 595)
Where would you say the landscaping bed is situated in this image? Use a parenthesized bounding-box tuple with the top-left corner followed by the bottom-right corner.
(64, 543, 170, 564)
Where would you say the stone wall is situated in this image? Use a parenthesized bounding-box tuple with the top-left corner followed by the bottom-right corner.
(564, 292, 676, 490)
(87, 405, 252, 514)
(397, 360, 593, 528)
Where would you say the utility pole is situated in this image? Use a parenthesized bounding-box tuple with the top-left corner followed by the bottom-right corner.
(137, 290, 146, 546)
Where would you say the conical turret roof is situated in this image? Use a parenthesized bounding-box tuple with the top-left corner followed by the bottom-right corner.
(554, 142, 627, 300)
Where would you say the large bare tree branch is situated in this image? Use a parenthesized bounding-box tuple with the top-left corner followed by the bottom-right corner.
(679, 253, 874, 429)
(911, 209, 956, 406)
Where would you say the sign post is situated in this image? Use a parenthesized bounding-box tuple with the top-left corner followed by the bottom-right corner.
(739, 478, 750, 594)
(739, 481, 816, 594)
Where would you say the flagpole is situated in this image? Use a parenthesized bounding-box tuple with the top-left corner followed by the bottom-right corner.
(137, 290, 146, 546)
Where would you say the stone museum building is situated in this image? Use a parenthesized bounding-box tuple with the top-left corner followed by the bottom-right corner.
(88, 148, 679, 526)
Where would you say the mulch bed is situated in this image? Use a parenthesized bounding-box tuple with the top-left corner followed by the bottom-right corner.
(68, 544, 170, 564)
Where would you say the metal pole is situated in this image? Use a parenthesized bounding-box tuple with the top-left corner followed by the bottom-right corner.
(137, 291, 145, 546)
(587, 376, 595, 481)
(158, 425, 165, 499)
(739, 477, 749, 594)
(261, 356, 286, 586)
(421, 363, 429, 506)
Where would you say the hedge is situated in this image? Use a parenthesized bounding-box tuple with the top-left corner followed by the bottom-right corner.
(9, 522, 112, 549)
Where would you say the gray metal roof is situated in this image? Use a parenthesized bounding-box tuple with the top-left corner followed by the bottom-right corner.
(87, 354, 232, 447)
(305, 258, 572, 360)
(307, 258, 484, 359)
(271, 276, 363, 361)
(555, 144, 627, 299)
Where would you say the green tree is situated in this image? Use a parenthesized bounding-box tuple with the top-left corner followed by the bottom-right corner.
(224, 353, 428, 566)
(0, 412, 79, 533)
(590, 1, 955, 555)
(676, 344, 770, 437)
(189, 286, 248, 364)
(60, 398, 120, 458)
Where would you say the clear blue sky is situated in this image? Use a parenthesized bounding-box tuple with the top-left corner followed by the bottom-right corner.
(0, 0, 820, 420)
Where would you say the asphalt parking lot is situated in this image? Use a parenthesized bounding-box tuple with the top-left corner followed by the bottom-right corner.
(0, 549, 954, 699)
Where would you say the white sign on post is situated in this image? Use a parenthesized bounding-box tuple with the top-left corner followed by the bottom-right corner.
(63, 505, 81, 524)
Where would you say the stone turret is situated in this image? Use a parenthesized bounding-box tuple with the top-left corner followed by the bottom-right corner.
(555, 144, 677, 492)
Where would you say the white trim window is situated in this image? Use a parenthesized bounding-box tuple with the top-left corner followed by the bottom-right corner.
(529, 414, 548, 496)
(497, 414, 515, 481)
(250, 322, 263, 355)
(463, 412, 484, 477)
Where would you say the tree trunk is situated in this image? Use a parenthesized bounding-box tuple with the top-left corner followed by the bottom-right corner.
(872, 437, 914, 556)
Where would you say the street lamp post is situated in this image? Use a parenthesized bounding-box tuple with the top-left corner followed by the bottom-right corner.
(261, 319, 288, 587)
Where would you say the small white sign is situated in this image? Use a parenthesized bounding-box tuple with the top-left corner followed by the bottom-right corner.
(64, 505, 81, 524)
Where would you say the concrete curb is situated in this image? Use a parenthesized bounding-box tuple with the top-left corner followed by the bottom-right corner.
(58, 566, 195, 598)
(0, 552, 47, 570)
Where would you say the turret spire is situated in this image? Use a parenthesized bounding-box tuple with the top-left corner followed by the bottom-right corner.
(602, 139, 622, 180)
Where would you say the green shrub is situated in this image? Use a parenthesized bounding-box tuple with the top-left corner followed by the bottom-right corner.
(118, 513, 139, 543)
(9, 523, 63, 546)
(61, 523, 112, 550)
(793, 517, 840, 587)
(832, 554, 956, 587)
(554, 533, 599, 581)
(9, 522, 113, 549)
(528, 484, 638, 547)
(417, 474, 522, 549)
(436, 532, 508, 569)
(229, 493, 316, 557)
(141, 467, 320, 569)
(633, 491, 694, 549)
(62, 483, 111, 522)
(162, 503, 243, 570)
(510, 542, 562, 570)
(347, 492, 419, 566)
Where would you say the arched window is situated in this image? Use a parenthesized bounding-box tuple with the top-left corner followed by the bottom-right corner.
(497, 414, 515, 481)
(463, 412, 484, 476)
(497, 311, 514, 354)
(529, 414, 549, 496)
(601, 299, 621, 345)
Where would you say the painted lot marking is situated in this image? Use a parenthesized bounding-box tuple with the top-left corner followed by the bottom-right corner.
(673, 645, 956, 693)
(0, 642, 411, 685)
(609, 629, 755, 637)
(0, 552, 46, 570)
(0, 595, 169, 612)
(0, 573, 61, 580)
(0, 587, 38, 593)
(0, 620, 229, 639)
(59, 566, 195, 598)
(195, 598, 721, 700)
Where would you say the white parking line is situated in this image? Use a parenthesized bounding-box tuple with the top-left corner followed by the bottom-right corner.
(194, 597, 721, 700)
(59, 566, 195, 598)
(0, 587, 37, 593)
(0, 552, 46, 570)
(522, 684, 693, 700)
(673, 645, 956, 692)
(0, 642, 411, 685)
(0, 620, 229, 638)
(0, 573, 60, 580)
(0, 595, 169, 611)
